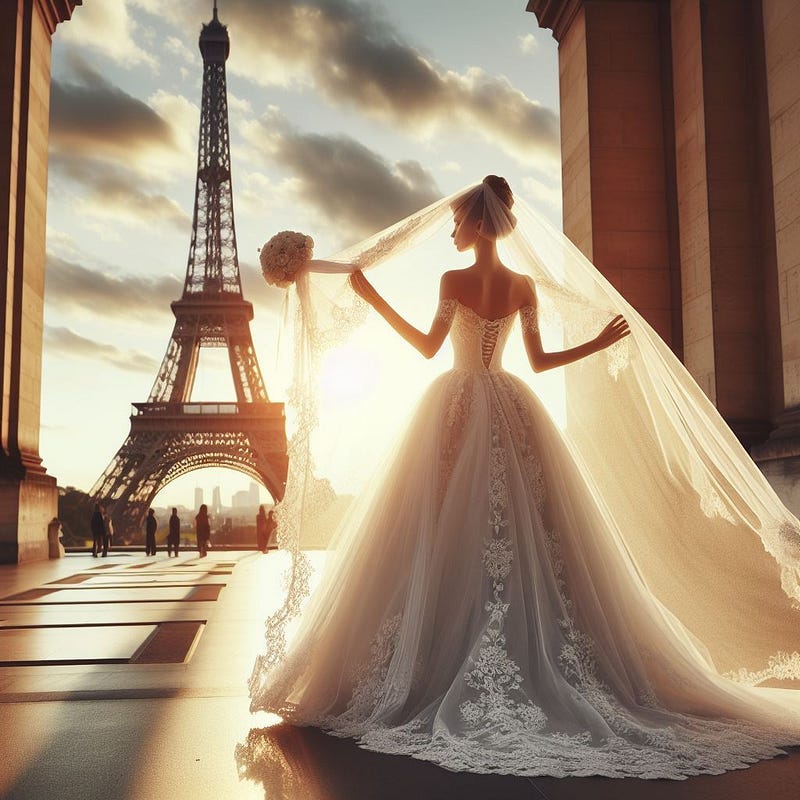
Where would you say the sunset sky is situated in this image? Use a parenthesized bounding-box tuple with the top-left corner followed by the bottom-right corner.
(42, 0, 561, 508)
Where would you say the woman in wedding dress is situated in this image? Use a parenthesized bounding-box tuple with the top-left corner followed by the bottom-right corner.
(245, 176, 800, 779)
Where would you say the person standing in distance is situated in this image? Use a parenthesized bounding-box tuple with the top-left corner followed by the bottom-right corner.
(196, 504, 211, 558)
(101, 507, 113, 558)
(256, 505, 268, 553)
(167, 507, 181, 557)
(145, 508, 158, 557)
(90, 503, 105, 558)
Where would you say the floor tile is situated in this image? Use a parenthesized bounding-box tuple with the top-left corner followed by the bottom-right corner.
(0, 625, 158, 664)
(1, 586, 195, 604)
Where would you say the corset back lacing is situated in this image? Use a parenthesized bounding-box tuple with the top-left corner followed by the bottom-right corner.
(435, 299, 537, 373)
(480, 318, 503, 369)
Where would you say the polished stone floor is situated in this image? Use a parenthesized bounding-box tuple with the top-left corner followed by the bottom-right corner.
(1, 551, 798, 800)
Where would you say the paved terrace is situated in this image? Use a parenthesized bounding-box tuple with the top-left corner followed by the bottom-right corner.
(0, 551, 798, 800)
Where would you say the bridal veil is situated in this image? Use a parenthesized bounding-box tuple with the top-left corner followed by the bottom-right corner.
(248, 179, 800, 710)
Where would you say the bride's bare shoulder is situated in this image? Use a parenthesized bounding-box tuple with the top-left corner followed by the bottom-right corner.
(440, 269, 469, 292)
(512, 273, 538, 308)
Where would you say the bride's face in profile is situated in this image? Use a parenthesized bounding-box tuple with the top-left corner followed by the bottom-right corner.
(451, 211, 481, 252)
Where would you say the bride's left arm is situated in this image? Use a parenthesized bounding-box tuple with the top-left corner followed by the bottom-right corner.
(349, 270, 451, 359)
(521, 281, 630, 373)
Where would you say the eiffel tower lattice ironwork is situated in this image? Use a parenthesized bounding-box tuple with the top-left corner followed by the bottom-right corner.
(90, 2, 287, 537)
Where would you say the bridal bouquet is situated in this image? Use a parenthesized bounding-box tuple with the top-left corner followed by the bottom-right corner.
(259, 231, 314, 288)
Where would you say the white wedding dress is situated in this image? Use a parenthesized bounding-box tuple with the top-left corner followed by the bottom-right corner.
(250, 297, 800, 779)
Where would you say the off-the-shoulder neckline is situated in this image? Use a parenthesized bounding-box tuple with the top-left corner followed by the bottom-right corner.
(444, 299, 533, 324)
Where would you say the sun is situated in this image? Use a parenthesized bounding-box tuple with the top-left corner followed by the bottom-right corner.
(317, 343, 379, 410)
(311, 332, 431, 494)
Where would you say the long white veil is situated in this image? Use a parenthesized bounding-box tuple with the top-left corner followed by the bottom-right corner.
(249, 181, 800, 709)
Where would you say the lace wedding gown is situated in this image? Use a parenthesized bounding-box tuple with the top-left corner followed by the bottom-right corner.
(252, 298, 800, 779)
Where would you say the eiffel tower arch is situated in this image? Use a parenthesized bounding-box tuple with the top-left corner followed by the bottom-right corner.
(90, 2, 287, 537)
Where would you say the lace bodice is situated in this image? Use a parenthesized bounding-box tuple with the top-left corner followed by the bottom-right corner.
(437, 299, 537, 372)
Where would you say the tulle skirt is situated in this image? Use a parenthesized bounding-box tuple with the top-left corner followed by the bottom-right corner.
(254, 367, 800, 779)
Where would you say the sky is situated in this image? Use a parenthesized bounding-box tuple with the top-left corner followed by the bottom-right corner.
(43, 0, 561, 509)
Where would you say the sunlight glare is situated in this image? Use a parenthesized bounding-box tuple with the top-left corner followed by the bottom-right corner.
(317, 343, 379, 409)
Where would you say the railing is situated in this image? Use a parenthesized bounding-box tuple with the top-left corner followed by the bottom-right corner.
(132, 402, 284, 417)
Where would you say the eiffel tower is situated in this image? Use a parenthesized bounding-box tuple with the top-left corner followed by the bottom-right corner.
(90, 2, 287, 537)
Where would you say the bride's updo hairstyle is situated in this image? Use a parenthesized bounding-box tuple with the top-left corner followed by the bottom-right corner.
(483, 174, 514, 209)
(451, 174, 518, 241)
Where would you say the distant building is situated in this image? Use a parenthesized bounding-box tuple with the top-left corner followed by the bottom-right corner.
(232, 489, 251, 508)
(212, 486, 222, 515)
(194, 487, 203, 511)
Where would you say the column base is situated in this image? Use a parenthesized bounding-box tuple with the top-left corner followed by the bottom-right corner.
(726, 417, 773, 451)
(750, 407, 800, 462)
(0, 469, 58, 564)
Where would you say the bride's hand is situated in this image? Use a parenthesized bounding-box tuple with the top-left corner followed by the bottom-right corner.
(349, 270, 378, 306)
(595, 315, 630, 350)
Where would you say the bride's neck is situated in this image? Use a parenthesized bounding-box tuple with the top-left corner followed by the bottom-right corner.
(472, 236, 502, 270)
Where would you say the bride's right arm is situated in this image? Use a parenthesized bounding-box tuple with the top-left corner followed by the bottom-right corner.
(349, 271, 453, 359)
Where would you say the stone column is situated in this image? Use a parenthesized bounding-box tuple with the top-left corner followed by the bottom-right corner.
(528, 0, 778, 448)
(528, 0, 681, 351)
(0, 0, 79, 563)
(670, 0, 776, 444)
(755, 0, 800, 457)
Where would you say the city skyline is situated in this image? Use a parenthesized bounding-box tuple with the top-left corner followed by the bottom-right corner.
(187, 481, 265, 512)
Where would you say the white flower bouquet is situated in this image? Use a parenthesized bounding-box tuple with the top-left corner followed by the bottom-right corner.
(259, 230, 314, 288)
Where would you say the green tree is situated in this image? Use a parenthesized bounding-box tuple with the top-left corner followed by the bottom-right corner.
(57, 486, 93, 547)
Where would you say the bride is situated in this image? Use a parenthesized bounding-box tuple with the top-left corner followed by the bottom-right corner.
(245, 176, 800, 779)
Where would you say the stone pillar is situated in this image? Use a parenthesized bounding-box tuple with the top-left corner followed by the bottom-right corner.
(530, 0, 681, 351)
(755, 0, 800, 455)
(528, 0, 779, 448)
(670, 0, 775, 444)
(0, 0, 80, 563)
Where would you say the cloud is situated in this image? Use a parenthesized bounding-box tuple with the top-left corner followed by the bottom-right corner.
(51, 154, 190, 231)
(227, 91, 253, 116)
(243, 109, 441, 238)
(45, 252, 284, 324)
(521, 175, 562, 211)
(240, 260, 286, 317)
(164, 35, 197, 65)
(44, 326, 159, 374)
(59, 0, 158, 69)
(50, 55, 177, 164)
(45, 254, 182, 318)
(146, 89, 200, 166)
(45, 228, 85, 261)
(131, 0, 559, 164)
(49, 59, 197, 230)
(518, 33, 540, 55)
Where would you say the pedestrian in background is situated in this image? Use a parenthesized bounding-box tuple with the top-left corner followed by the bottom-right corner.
(167, 507, 180, 557)
(101, 507, 113, 558)
(145, 508, 158, 556)
(256, 505, 268, 553)
(90, 503, 105, 558)
(196, 504, 210, 558)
